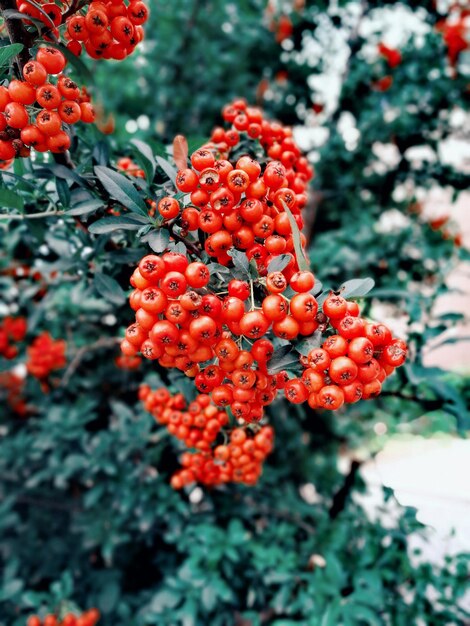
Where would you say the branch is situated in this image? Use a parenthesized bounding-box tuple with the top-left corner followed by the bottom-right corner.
(61, 337, 121, 386)
(329, 459, 361, 519)
(0, 209, 64, 220)
(0, 0, 33, 72)
(62, 0, 88, 20)
(167, 219, 202, 258)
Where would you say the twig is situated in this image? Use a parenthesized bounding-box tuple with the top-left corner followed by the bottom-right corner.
(0, 0, 33, 72)
(62, 0, 88, 20)
(167, 219, 202, 258)
(61, 337, 121, 386)
(329, 459, 361, 519)
(0, 209, 64, 220)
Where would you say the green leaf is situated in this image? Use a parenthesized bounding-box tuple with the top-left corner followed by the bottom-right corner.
(228, 249, 250, 277)
(267, 346, 301, 374)
(295, 331, 322, 356)
(143, 228, 171, 253)
(94, 165, 148, 215)
(98, 580, 120, 614)
(94, 273, 126, 305)
(131, 139, 156, 181)
(280, 200, 309, 271)
(339, 278, 375, 298)
(65, 200, 103, 216)
(0, 189, 24, 211)
(150, 589, 181, 613)
(0, 43, 24, 68)
(156, 155, 177, 184)
(268, 254, 292, 273)
(38, 163, 87, 187)
(88, 215, 148, 234)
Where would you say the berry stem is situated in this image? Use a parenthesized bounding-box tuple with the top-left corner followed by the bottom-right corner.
(250, 280, 255, 310)
(167, 219, 202, 259)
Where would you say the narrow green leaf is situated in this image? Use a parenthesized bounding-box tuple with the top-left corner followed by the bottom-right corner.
(280, 200, 309, 271)
(88, 215, 148, 234)
(267, 346, 301, 375)
(156, 156, 177, 184)
(0, 43, 24, 68)
(339, 278, 375, 298)
(295, 330, 322, 356)
(228, 249, 250, 277)
(65, 200, 103, 216)
(94, 273, 126, 305)
(131, 139, 156, 181)
(94, 165, 148, 215)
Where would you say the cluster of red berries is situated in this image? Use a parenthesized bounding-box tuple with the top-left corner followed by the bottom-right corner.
(161, 99, 312, 269)
(283, 292, 407, 410)
(140, 386, 229, 451)
(26, 332, 67, 379)
(0, 371, 27, 416)
(27, 609, 100, 626)
(139, 386, 274, 488)
(115, 353, 141, 369)
(378, 43, 402, 68)
(121, 255, 319, 421)
(172, 424, 274, 488)
(120, 99, 407, 488)
(65, 0, 148, 59)
(0, 47, 95, 161)
(0, 315, 27, 359)
(436, 6, 469, 70)
(117, 155, 145, 178)
(15, 0, 148, 61)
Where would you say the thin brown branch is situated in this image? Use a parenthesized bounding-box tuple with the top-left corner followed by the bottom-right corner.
(61, 337, 121, 386)
(0, 0, 33, 72)
(167, 219, 202, 258)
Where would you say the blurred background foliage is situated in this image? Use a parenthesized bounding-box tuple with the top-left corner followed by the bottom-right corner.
(1, 0, 469, 624)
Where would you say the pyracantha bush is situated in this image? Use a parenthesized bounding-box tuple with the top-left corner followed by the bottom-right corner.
(119, 99, 407, 489)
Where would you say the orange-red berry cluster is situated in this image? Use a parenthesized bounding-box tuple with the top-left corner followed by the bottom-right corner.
(115, 353, 141, 369)
(26, 332, 67, 379)
(121, 99, 408, 488)
(284, 293, 407, 410)
(436, 6, 469, 69)
(65, 0, 148, 59)
(163, 99, 312, 269)
(0, 47, 95, 161)
(139, 386, 274, 488)
(27, 609, 100, 626)
(0, 315, 27, 359)
(140, 386, 228, 451)
(378, 43, 402, 68)
(117, 155, 145, 178)
(172, 425, 274, 488)
(121, 254, 314, 422)
(15, 0, 148, 60)
(0, 371, 27, 416)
